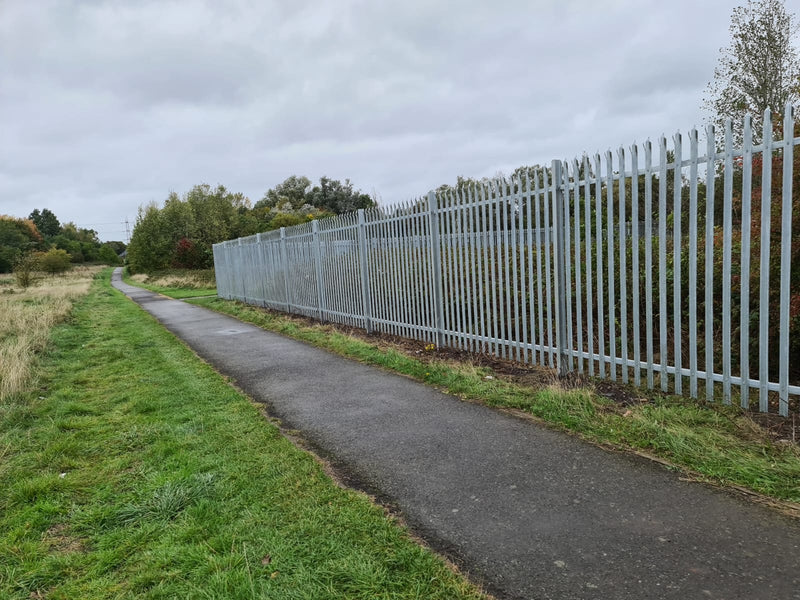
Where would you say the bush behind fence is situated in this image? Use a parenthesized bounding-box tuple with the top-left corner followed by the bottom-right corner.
(214, 105, 799, 415)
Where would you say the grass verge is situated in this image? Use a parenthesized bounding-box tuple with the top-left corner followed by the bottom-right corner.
(0, 267, 100, 401)
(189, 297, 800, 506)
(123, 268, 217, 298)
(0, 272, 487, 600)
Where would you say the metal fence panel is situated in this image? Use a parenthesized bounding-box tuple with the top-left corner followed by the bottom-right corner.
(214, 106, 799, 414)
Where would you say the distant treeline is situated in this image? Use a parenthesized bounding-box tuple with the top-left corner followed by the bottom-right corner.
(0, 209, 125, 273)
(127, 176, 375, 273)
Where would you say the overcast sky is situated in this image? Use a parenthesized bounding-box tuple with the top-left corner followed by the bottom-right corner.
(1, 0, 797, 241)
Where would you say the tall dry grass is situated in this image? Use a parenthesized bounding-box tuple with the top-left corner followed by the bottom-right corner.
(130, 270, 215, 289)
(0, 266, 99, 401)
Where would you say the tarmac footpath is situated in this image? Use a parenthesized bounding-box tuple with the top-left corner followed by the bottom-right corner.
(111, 269, 800, 600)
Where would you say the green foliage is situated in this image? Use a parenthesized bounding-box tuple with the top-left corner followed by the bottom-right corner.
(255, 175, 374, 225)
(186, 184, 247, 256)
(307, 176, 375, 214)
(256, 175, 374, 215)
(269, 213, 310, 229)
(160, 191, 195, 244)
(255, 175, 312, 211)
(104, 240, 126, 255)
(47, 222, 100, 263)
(36, 248, 72, 275)
(0, 247, 17, 275)
(128, 176, 375, 273)
(704, 0, 799, 143)
(97, 244, 121, 266)
(128, 185, 253, 273)
(723, 140, 800, 381)
(3, 210, 123, 272)
(0, 216, 43, 273)
(37, 218, 108, 263)
(59, 222, 99, 245)
(48, 235, 78, 261)
(12, 253, 39, 288)
(127, 202, 171, 273)
(28, 208, 61, 238)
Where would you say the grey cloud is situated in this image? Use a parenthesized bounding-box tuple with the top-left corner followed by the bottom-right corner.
(1, 0, 794, 239)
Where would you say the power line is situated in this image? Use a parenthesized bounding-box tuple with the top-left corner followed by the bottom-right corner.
(67, 220, 131, 242)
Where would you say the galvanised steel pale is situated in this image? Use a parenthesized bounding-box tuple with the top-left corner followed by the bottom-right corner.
(213, 107, 799, 414)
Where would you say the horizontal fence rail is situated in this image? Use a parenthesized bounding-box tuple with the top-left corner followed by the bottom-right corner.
(214, 105, 800, 415)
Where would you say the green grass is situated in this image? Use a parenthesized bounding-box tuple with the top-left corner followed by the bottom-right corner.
(0, 272, 487, 600)
(189, 297, 800, 505)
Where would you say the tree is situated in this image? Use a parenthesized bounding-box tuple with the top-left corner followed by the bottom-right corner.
(105, 241, 127, 255)
(49, 221, 102, 262)
(127, 176, 374, 271)
(184, 184, 241, 267)
(28, 208, 61, 238)
(59, 222, 99, 245)
(127, 184, 253, 272)
(704, 0, 800, 144)
(172, 237, 204, 269)
(161, 191, 195, 243)
(268, 213, 309, 230)
(306, 177, 375, 214)
(0, 216, 43, 273)
(36, 248, 72, 275)
(255, 176, 312, 211)
(12, 253, 38, 288)
(127, 202, 171, 273)
(257, 176, 375, 215)
(97, 243, 122, 266)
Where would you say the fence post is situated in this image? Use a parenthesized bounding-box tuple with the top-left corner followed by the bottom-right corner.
(552, 160, 569, 377)
(427, 191, 446, 347)
(212, 243, 223, 299)
(356, 209, 373, 333)
(312, 220, 327, 321)
(237, 238, 246, 303)
(280, 227, 292, 314)
(255, 233, 265, 307)
(778, 102, 794, 417)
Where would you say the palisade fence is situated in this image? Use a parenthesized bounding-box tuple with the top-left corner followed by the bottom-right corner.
(214, 105, 800, 415)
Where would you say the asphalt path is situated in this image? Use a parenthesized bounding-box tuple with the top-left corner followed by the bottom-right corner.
(112, 269, 800, 600)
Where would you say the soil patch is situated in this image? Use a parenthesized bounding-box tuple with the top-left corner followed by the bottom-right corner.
(42, 523, 86, 554)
